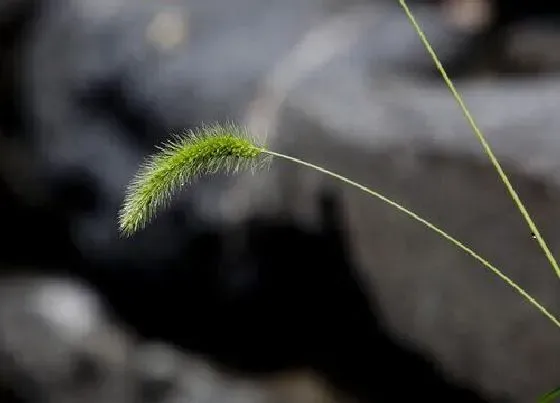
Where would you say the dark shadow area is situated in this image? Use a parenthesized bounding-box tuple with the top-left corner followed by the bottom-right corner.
(0, 0, 36, 139)
(75, 191, 494, 402)
(74, 76, 169, 150)
(0, 176, 82, 272)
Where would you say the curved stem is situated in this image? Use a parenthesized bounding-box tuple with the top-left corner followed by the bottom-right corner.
(262, 149, 560, 329)
(397, 0, 560, 282)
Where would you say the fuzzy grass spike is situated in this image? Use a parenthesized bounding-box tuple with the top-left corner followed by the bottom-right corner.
(118, 123, 271, 236)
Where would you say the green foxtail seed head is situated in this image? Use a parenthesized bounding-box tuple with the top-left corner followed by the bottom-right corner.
(118, 122, 271, 236)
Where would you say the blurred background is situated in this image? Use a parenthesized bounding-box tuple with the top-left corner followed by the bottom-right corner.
(2, 0, 560, 402)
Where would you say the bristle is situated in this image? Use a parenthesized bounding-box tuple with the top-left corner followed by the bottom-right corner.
(118, 123, 270, 236)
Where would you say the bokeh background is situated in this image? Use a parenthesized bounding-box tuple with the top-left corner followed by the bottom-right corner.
(2, 0, 560, 402)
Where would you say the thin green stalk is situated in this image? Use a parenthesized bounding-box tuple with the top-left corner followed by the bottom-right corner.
(118, 123, 560, 330)
(263, 149, 560, 329)
(397, 0, 560, 282)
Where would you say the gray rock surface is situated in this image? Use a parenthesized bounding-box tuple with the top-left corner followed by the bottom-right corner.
(0, 273, 350, 403)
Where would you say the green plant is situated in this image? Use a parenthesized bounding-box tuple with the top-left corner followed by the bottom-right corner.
(118, 123, 272, 236)
(119, 122, 560, 323)
(540, 387, 560, 403)
(118, 1, 560, 401)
